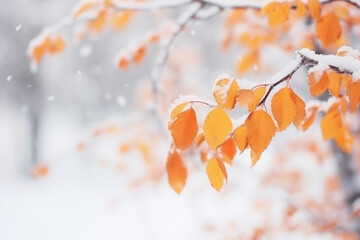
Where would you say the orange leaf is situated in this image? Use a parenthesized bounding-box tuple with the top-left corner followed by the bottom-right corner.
(316, 13, 342, 46)
(302, 106, 319, 131)
(334, 125, 354, 154)
(170, 102, 189, 121)
(308, 71, 330, 96)
(133, 45, 147, 64)
(117, 56, 130, 70)
(233, 124, 248, 153)
(248, 86, 266, 112)
(308, 0, 322, 20)
(237, 89, 255, 107)
(271, 87, 297, 131)
(203, 106, 233, 149)
(88, 9, 107, 34)
(251, 149, 261, 167)
(48, 36, 66, 54)
(213, 77, 239, 109)
(195, 133, 205, 148)
(73, 2, 94, 18)
(237, 51, 258, 74)
(111, 11, 133, 30)
(267, 2, 290, 28)
(333, 3, 349, 20)
(219, 137, 237, 165)
(206, 157, 227, 191)
(262, 2, 279, 15)
(348, 81, 360, 112)
(245, 110, 276, 155)
(328, 71, 342, 97)
(166, 149, 187, 194)
(321, 109, 342, 140)
(295, 0, 307, 18)
(169, 108, 198, 150)
(291, 90, 306, 128)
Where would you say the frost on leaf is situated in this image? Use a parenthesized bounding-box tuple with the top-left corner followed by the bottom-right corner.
(245, 110, 276, 156)
(308, 70, 330, 97)
(203, 106, 233, 149)
(169, 108, 198, 150)
(271, 87, 297, 131)
(213, 77, 239, 110)
(166, 148, 187, 194)
(206, 157, 227, 192)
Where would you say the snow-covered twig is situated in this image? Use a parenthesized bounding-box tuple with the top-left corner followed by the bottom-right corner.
(258, 49, 360, 106)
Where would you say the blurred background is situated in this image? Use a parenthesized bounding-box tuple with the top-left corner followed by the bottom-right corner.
(0, 0, 360, 239)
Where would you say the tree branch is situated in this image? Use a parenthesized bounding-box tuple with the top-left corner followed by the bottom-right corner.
(258, 49, 360, 106)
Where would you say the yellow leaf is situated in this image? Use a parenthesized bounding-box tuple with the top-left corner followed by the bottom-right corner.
(237, 51, 258, 74)
(291, 90, 306, 128)
(334, 126, 354, 154)
(203, 106, 233, 149)
(262, 2, 279, 15)
(233, 125, 248, 153)
(248, 86, 266, 112)
(166, 149, 187, 194)
(219, 137, 237, 165)
(245, 110, 276, 155)
(295, 0, 307, 18)
(328, 71, 342, 97)
(88, 9, 107, 34)
(348, 81, 360, 112)
(308, 0, 322, 20)
(271, 87, 297, 131)
(321, 109, 342, 140)
(213, 78, 239, 109)
(302, 106, 319, 131)
(316, 13, 342, 46)
(169, 108, 198, 150)
(73, 2, 94, 18)
(171, 102, 189, 121)
(111, 11, 133, 30)
(308, 71, 330, 96)
(267, 2, 290, 28)
(237, 89, 255, 107)
(206, 157, 227, 192)
(333, 3, 349, 20)
(251, 149, 261, 167)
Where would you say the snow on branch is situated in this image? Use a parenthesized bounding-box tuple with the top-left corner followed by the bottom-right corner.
(258, 48, 360, 106)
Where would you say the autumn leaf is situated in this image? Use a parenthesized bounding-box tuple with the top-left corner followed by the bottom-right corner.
(237, 51, 258, 74)
(73, 2, 94, 18)
(203, 106, 233, 149)
(267, 2, 291, 28)
(334, 125, 354, 154)
(117, 56, 130, 70)
(294, 0, 307, 18)
(213, 77, 239, 109)
(291, 90, 306, 128)
(88, 9, 107, 34)
(245, 110, 276, 155)
(111, 11, 133, 30)
(170, 102, 189, 121)
(328, 71, 342, 97)
(251, 149, 261, 167)
(316, 13, 342, 46)
(248, 86, 266, 112)
(206, 157, 227, 191)
(166, 149, 187, 194)
(233, 124, 248, 153)
(169, 108, 198, 150)
(271, 87, 297, 131)
(333, 3, 349, 20)
(321, 109, 342, 140)
(308, 0, 322, 20)
(302, 106, 319, 131)
(237, 89, 255, 107)
(133, 45, 147, 64)
(308, 71, 330, 96)
(219, 137, 237, 165)
(348, 81, 360, 112)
